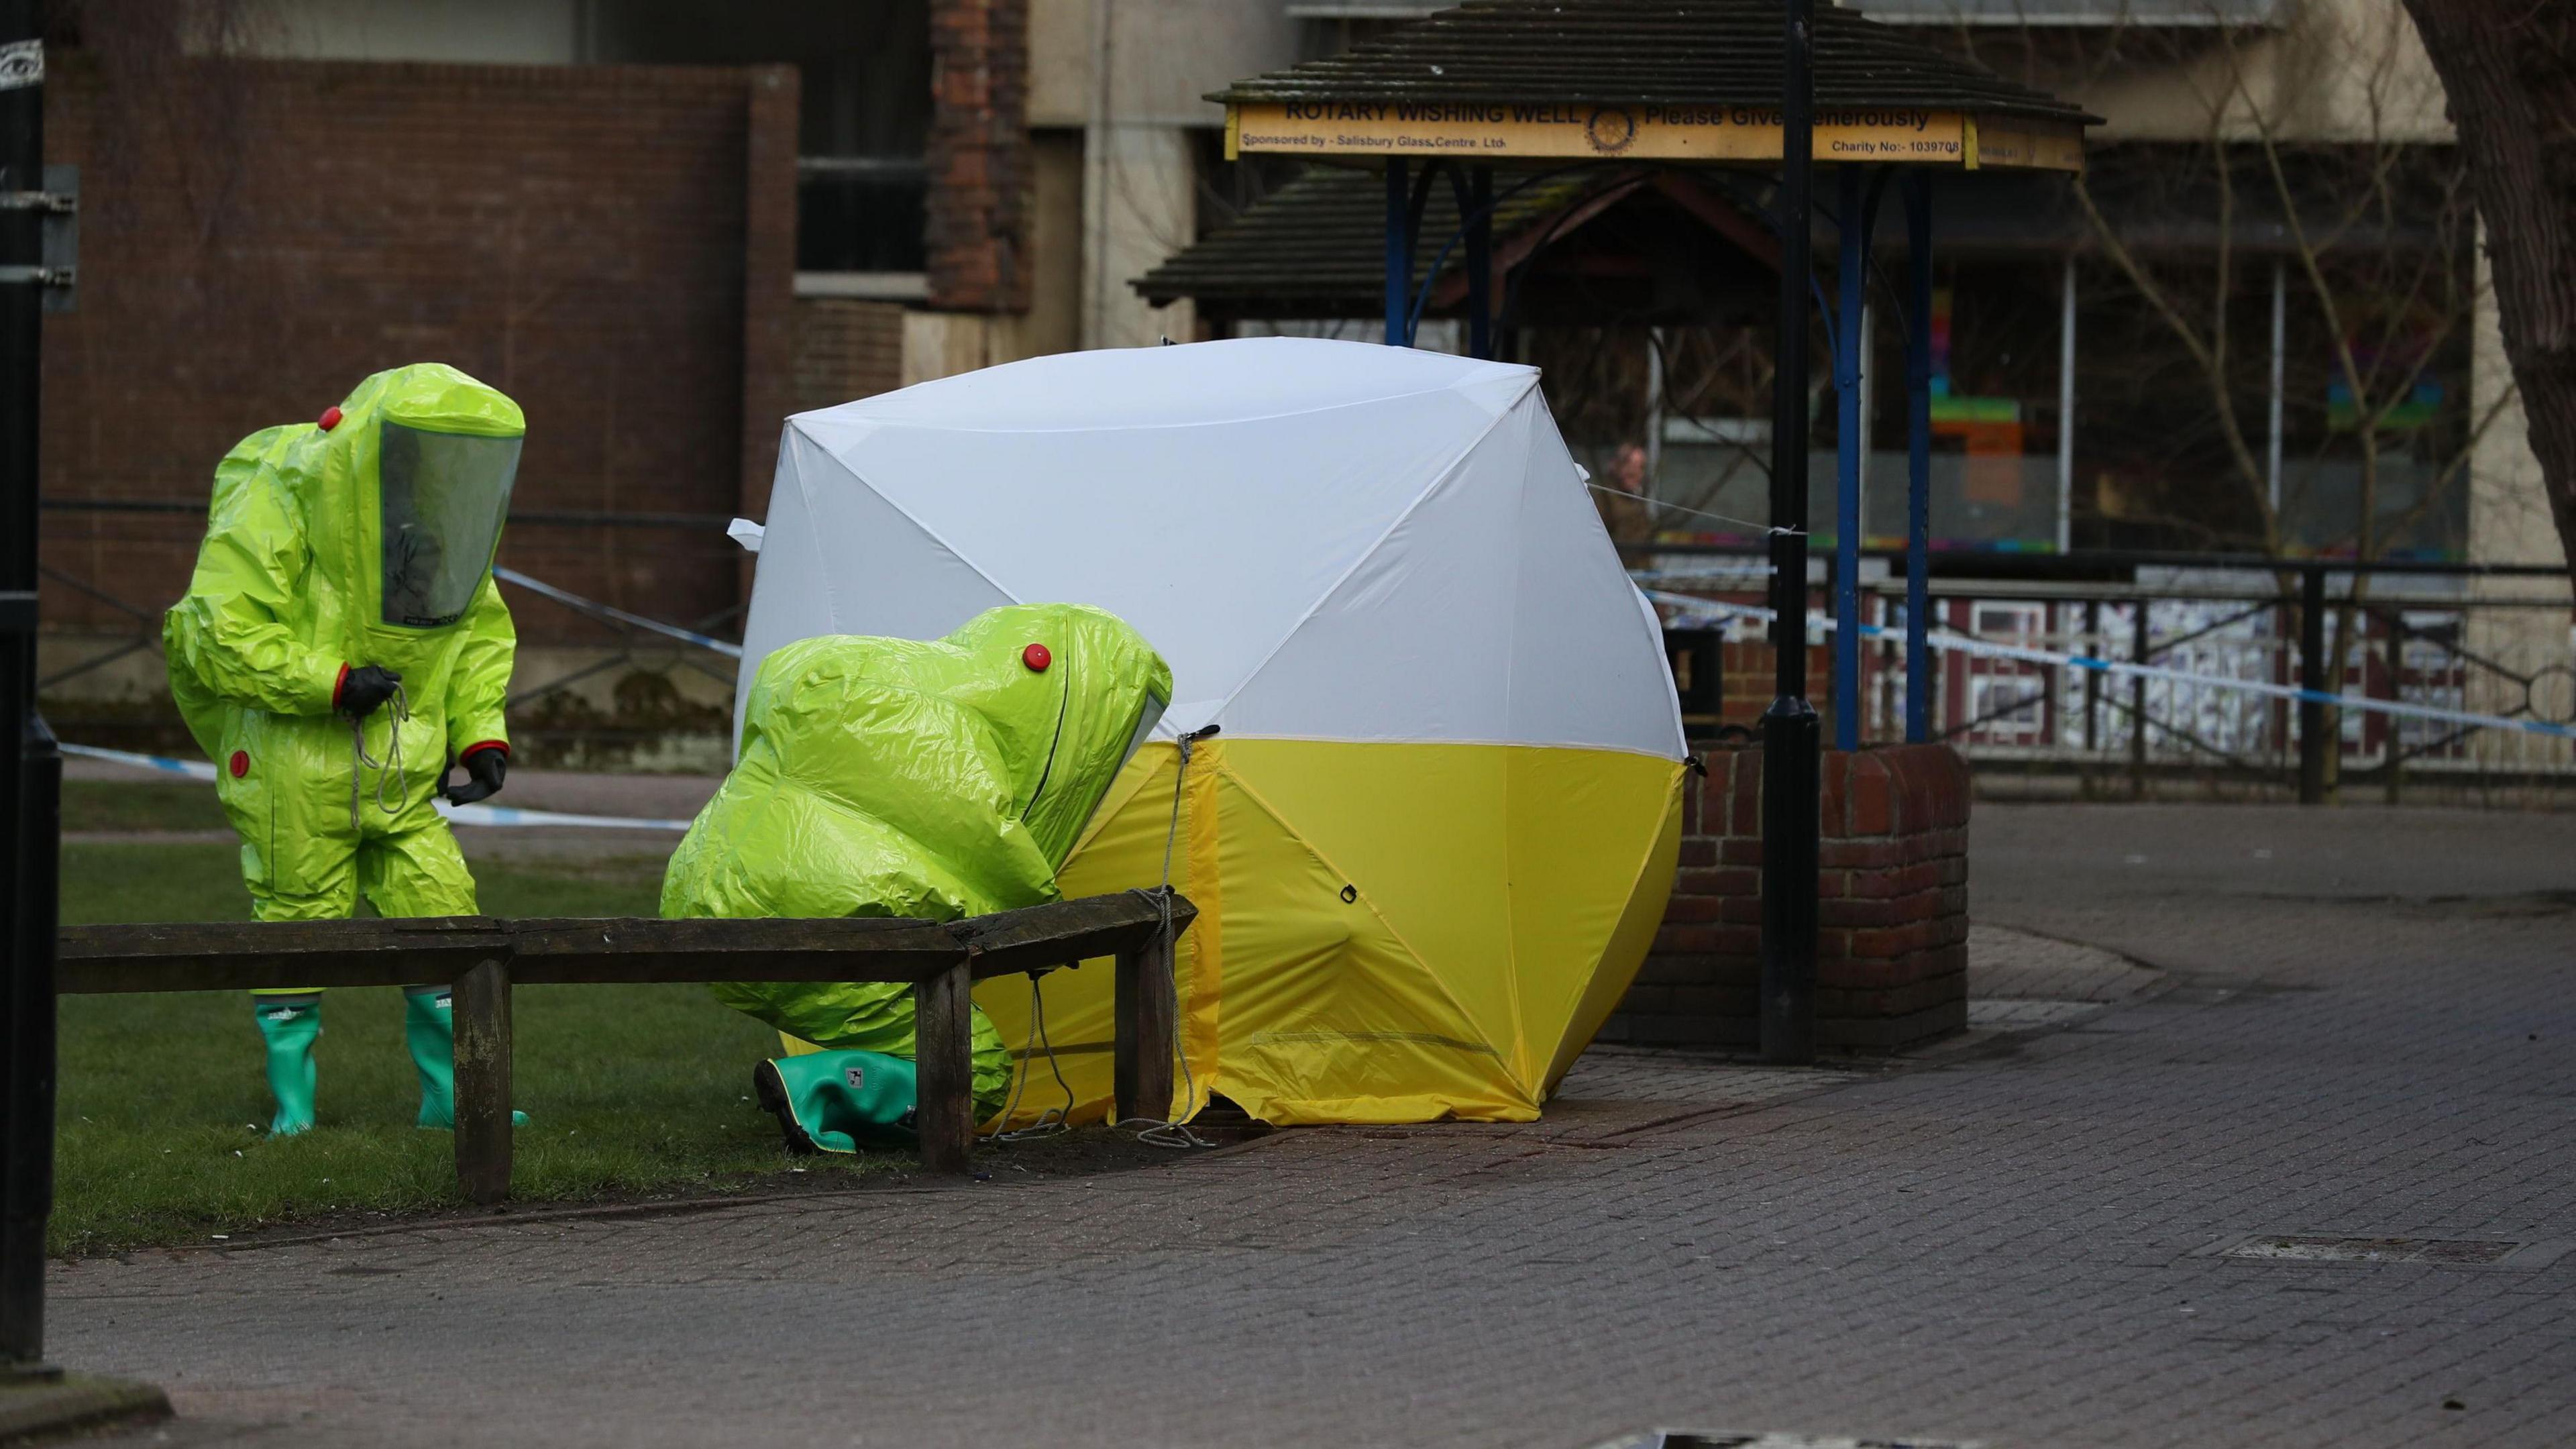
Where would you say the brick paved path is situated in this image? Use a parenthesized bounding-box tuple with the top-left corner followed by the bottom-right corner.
(65, 803, 2576, 1448)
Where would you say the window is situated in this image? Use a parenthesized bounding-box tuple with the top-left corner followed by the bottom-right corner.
(587, 0, 930, 276)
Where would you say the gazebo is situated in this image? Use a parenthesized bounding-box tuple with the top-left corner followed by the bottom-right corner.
(1192, 0, 2097, 1059)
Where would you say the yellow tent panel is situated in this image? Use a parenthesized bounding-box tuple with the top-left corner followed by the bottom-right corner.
(977, 738, 1683, 1126)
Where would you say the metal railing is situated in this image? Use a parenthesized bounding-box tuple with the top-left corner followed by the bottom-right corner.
(1640, 548, 2576, 803)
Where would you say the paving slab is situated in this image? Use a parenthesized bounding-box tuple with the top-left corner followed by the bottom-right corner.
(50, 801, 2576, 1448)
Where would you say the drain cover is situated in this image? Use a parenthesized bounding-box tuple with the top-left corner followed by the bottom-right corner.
(1590, 1436, 1978, 1449)
(2209, 1234, 2569, 1269)
(1576, 1423, 1978, 1433)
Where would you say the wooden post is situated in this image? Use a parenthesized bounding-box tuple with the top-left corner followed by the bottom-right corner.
(1114, 895, 1177, 1126)
(912, 960, 975, 1175)
(451, 959, 513, 1207)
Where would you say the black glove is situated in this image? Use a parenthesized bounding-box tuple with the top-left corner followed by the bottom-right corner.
(444, 745, 508, 805)
(335, 664, 403, 718)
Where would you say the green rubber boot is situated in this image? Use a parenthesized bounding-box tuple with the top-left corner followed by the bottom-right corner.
(404, 987, 527, 1131)
(405, 987, 458, 1130)
(751, 1050, 919, 1155)
(253, 996, 321, 1136)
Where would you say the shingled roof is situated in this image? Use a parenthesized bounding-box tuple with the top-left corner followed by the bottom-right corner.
(1134, 169, 1598, 311)
(1210, 0, 2099, 127)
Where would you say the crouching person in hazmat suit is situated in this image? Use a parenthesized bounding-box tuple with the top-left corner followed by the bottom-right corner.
(661, 604, 1171, 1153)
(164, 364, 526, 1136)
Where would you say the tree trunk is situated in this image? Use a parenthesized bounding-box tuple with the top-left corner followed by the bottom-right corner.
(2402, 1, 2576, 576)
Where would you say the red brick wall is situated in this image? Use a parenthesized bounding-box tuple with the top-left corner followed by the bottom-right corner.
(38, 57, 799, 647)
(1605, 741, 1972, 1052)
(738, 64, 804, 527)
(794, 301, 908, 413)
(926, 0, 1030, 313)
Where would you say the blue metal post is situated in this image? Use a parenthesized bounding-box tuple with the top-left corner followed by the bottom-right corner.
(1833, 166, 1866, 752)
(1466, 166, 1494, 360)
(1903, 174, 1934, 743)
(1385, 159, 1409, 347)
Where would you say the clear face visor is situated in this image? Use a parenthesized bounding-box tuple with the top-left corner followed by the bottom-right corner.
(1118, 691, 1170, 774)
(378, 421, 521, 629)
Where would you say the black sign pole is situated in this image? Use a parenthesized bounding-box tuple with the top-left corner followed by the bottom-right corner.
(1760, 0, 1820, 1065)
(0, 0, 62, 1373)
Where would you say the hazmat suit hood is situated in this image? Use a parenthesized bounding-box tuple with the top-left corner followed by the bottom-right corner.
(166, 363, 526, 761)
(659, 604, 1173, 1116)
(662, 602, 1172, 922)
(324, 365, 526, 637)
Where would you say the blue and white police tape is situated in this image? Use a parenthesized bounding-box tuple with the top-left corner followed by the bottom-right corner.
(492, 567, 745, 660)
(1648, 591, 2576, 742)
(60, 744, 696, 830)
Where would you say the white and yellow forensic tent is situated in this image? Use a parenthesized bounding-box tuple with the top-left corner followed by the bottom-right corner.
(735, 337, 1686, 1126)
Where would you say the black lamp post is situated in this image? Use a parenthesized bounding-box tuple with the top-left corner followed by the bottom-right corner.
(1760, 0, 1819, 1065)
(1, 0, 63, 1370)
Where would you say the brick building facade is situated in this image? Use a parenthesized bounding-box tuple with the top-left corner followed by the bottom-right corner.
(925, 0, 1030, 313)
(38, 56, 799, 657)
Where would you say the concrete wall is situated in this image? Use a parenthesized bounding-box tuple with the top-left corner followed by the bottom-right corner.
(1026, 0, 1295, 127)
(235, 0, 588, 63)
(1929, 0, 2451, 144)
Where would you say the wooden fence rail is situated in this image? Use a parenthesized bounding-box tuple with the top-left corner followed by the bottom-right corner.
(56, 890, 1195, 1203)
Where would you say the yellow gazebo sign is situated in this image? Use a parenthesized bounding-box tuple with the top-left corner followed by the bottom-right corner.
(1225, 101, 2084, 172)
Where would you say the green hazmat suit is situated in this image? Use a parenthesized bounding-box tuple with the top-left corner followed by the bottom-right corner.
(661, 604, 1173, 1132)
(164, 362, 524, 1132)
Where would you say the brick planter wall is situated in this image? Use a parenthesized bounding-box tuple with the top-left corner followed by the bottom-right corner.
(1603, 742, 1972, 1053)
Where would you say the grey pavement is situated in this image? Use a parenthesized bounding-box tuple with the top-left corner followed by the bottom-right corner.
(61, 800, 2576, 1448)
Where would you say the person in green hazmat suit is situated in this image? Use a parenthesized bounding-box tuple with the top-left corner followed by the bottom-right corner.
(164, 364, 525, 1136)
(661, 604, 1171, 1154)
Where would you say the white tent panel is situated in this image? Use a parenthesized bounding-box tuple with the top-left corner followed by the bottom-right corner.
(1222, 399, 1529, 744)
(814, 335, 1535, 433)
(789, 349, 1527, 736)
(735, 427, 1015, 731)
(1225, 391, 1683, 756)
(739, 338, 1684, 759)
(1503, 401, 1690, 757)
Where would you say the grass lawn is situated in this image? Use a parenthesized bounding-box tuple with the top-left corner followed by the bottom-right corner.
(56, 824, 916, 1256)
(61, 779, 230, 833)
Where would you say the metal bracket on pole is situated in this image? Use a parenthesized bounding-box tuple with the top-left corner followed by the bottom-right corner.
(0, 165, 74, 313)
(0, 592, 32, 635)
